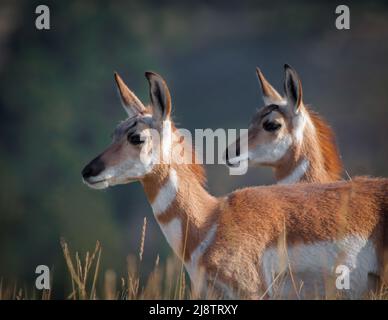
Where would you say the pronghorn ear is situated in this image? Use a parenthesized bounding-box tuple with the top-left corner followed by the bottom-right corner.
(284, 64, 303, 113)
(145, 71, 172, 124)
(114, 72, 146, 117)
(256, 67, 283, 105)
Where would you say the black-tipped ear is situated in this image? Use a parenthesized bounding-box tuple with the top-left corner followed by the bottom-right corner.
(284, 64, 303, 113)
(256, 67, 283, 105)
(114, 72, 146, 117)
(145, 71, 171, 124)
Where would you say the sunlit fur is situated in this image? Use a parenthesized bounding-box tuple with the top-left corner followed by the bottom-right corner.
(83, 72, 388, 299)
(307, 108, 342, 181)
(225, 66, 343, 184)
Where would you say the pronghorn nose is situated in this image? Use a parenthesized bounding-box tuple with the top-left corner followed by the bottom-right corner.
(82, 157, 105, 179)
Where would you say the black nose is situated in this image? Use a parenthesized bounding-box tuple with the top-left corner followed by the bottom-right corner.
(82, 157, 105, 179)
(225, 145, 240, 167)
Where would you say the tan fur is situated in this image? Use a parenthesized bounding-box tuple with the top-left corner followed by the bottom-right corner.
(140, 138, 387, 298)
(307, 109, 342, 180)
(142, 162, 218, 261)
(132, 123, 387, 298)
(274, 105, 342, 182)
(226, 66, 343, 184)
(83, 72, 388, 299)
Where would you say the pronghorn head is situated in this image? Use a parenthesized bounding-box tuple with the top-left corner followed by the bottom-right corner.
(225, 64, 308, 168)
(82, 71, 174, 189)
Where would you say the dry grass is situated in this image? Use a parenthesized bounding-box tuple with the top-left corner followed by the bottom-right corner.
(57, 216, 191, 300)
(0, 215, 192, 300)
(60, 238, 102, 300)
(1, 216, 388, 300)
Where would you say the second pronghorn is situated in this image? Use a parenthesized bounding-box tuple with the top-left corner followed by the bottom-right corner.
(225, 64, 343, 184)
(82, 71, 387, 299)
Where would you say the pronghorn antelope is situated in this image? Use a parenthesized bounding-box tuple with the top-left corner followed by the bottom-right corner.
(225, 64, 343, 184)
(82, 71, 388, 299)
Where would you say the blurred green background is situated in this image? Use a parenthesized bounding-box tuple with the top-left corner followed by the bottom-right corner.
(0, 0, 387, 298)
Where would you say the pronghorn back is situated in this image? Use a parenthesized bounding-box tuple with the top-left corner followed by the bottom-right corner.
(202, 177, 388, 298)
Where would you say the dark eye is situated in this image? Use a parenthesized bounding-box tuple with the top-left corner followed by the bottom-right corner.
(263, 120, 281, 132)
(128, 134, 144, 145)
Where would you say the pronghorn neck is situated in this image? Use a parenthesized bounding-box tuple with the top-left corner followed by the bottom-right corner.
(276, 158, 310, 184)
(141, 163, 218, 261)
(275, 146, 325, 184)
(275, 107, 342, 184)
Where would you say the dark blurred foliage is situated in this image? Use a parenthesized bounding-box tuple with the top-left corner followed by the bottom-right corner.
(0, 0, 387, 297)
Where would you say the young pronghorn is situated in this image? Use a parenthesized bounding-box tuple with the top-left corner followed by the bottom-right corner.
(82, 71, 388, 299)
(225, 65, 343, 184)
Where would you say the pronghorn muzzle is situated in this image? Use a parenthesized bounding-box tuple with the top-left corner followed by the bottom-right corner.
(82, 156, 105, 181)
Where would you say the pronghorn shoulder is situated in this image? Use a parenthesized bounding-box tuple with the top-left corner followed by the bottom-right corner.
(217, 177, 388, 225)
(224, 177, 388, 200)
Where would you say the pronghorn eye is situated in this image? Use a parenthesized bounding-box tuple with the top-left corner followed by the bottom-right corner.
(263, 120, 281, 132)
(128, 134, 144, 145)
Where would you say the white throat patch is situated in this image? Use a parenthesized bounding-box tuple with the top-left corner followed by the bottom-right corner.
(151, 169, 178, 215)
(151, 169, 182, 256)
(277, 159, 309, 184)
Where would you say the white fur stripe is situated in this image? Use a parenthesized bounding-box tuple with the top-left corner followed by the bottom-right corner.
(151, 169, 178, 215)
(185, 223, 218, 291)
(277, 159, 309, 184)
(159, 217, 182, 256)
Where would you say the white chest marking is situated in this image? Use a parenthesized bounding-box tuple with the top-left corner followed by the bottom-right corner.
(151, 169, 178, 215)
(277, 159, 309, 184)
(261, 235, 378, 299)
(159, 217, 182, 256)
